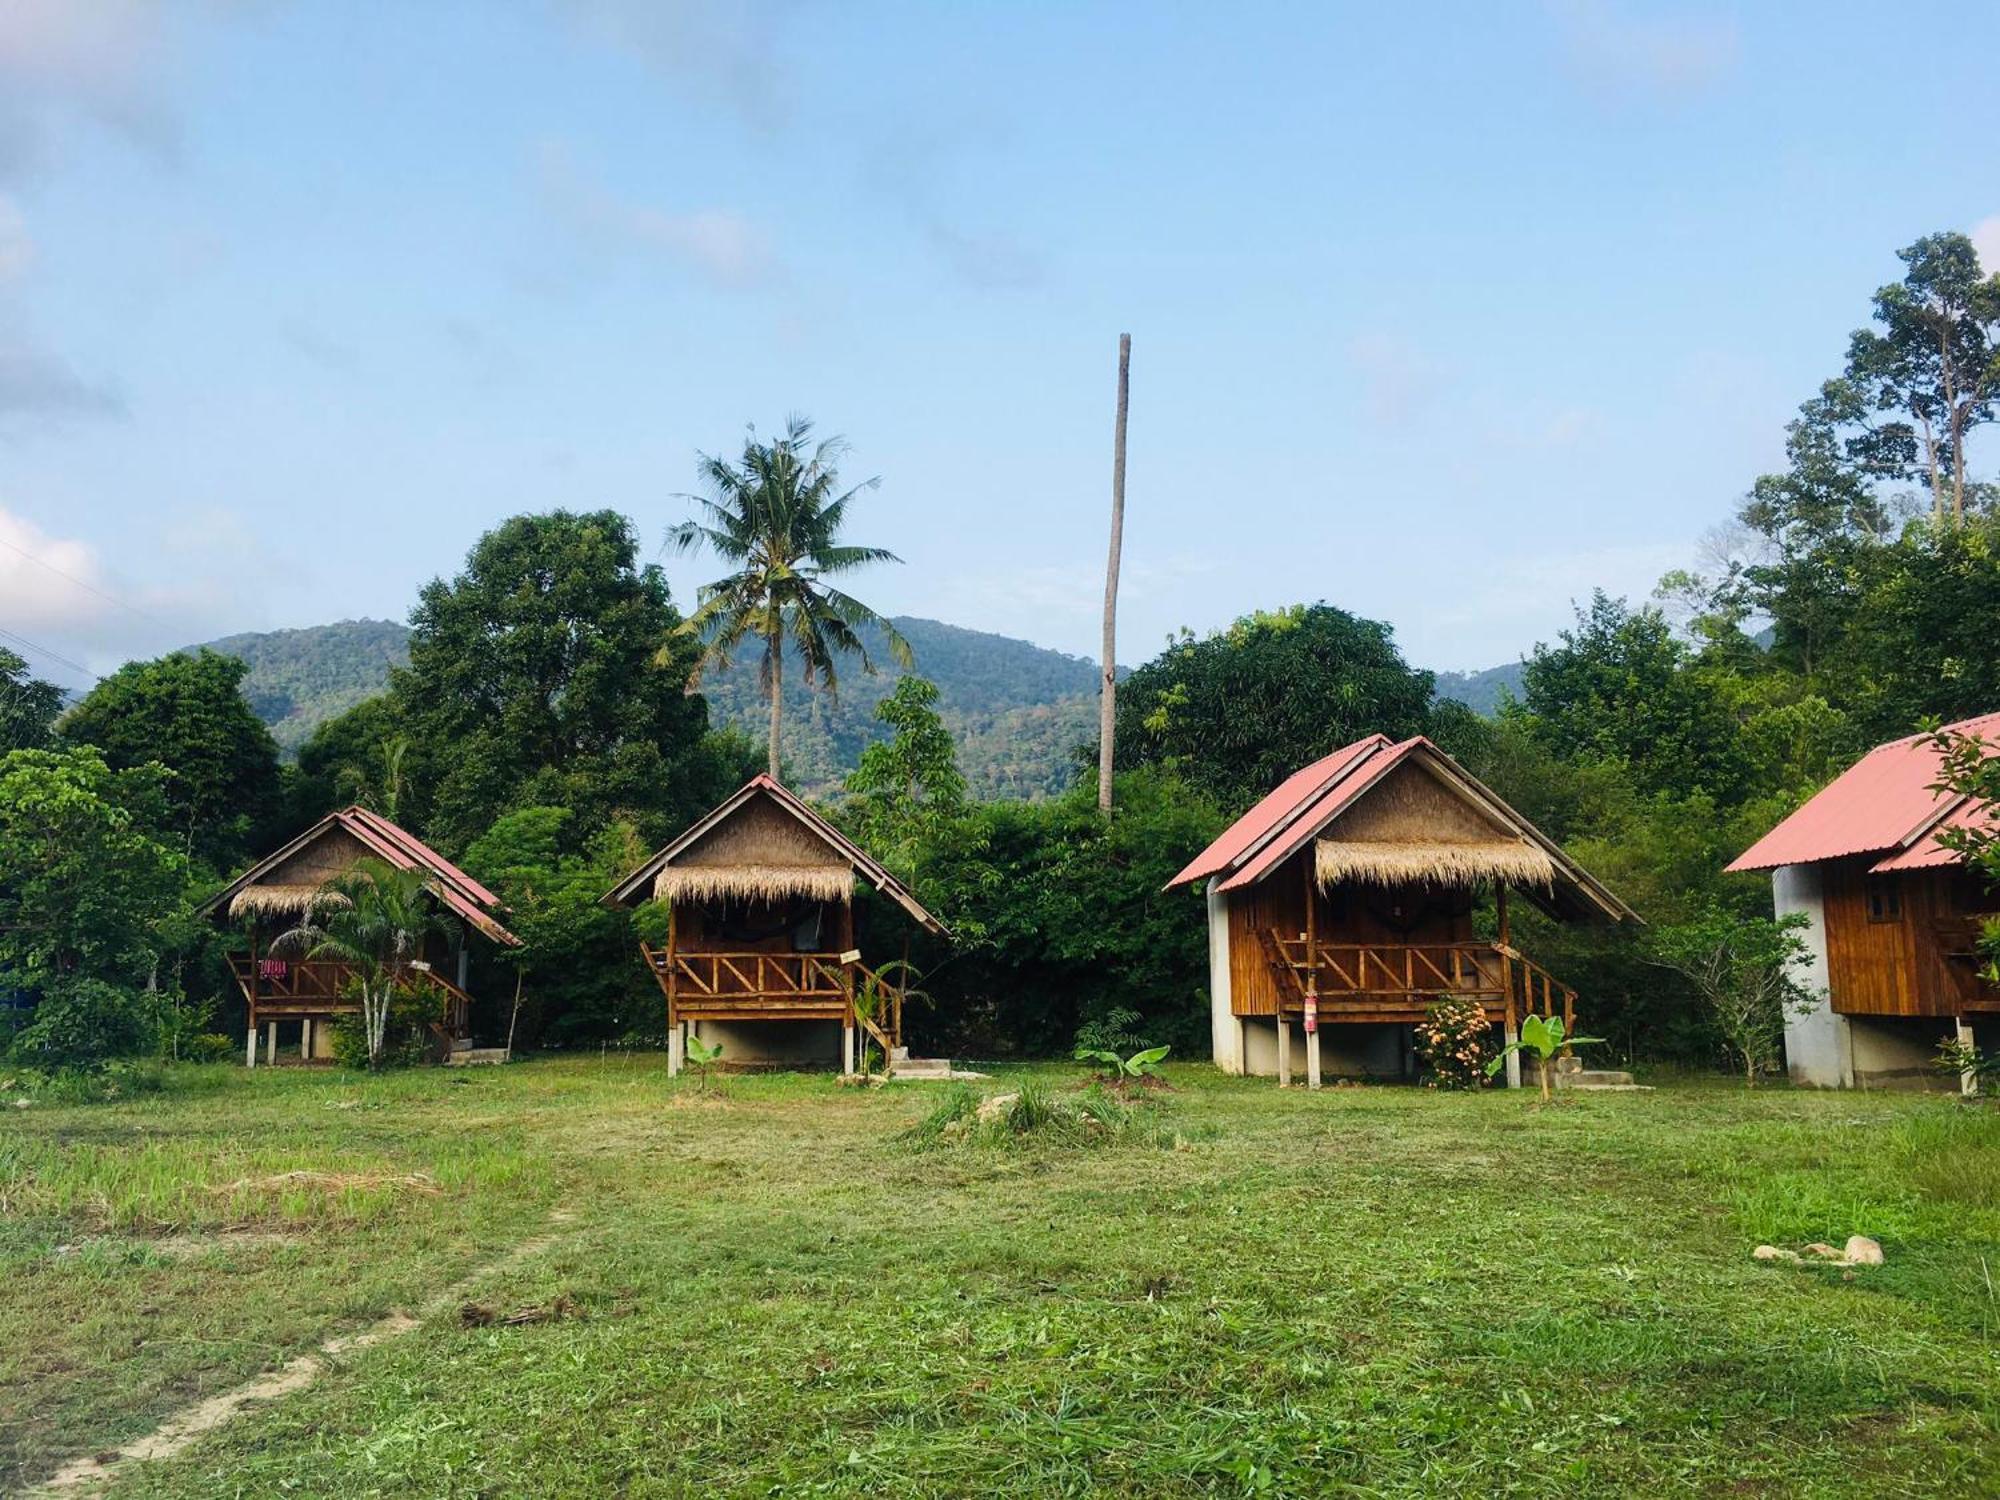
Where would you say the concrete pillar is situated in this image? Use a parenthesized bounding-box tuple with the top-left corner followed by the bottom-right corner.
(300, 1019, 312, 1061)
(1276, 1018, 1292, 1088)
(1306, 1027, 1322, 1091)
(1205, 884, 1239, 1073)
(267, 1021, 279, 1064)
(1503, 1020, 1522, 1089)
(667, 1023, 684, 1078)
(841, 1023, 856, 1077)
(1959, 1017, 1979, 1097)
(1773, 863, 1848, 1087)
(245, 1027, 257, 1068)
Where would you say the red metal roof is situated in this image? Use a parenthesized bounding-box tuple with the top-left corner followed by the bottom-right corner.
(1166, 737, 1390, 888)
(1726, 711, 2000, 874)
(1166, 734, 1636, 922)
(199, 807, 520, 946)
(1869, 798, 2000, 872)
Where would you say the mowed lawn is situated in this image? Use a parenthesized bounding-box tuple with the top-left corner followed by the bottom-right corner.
(3, 1061, 1998, 1497)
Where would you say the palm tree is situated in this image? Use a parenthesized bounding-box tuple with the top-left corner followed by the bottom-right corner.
(271, 857, 457, 1069)
(668, 415, 912, 778)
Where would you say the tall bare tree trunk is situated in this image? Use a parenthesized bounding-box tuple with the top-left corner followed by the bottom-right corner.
(767, 629, 783, 779)
(1099, 333, 1130, 815)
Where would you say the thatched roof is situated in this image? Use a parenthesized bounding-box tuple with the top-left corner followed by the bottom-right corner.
(603, 774, 950, 936)
(652, 795, 858, 904)
(1168, 735, 1636, 925)
(198, 807, 520, 945)
(1312, 760, 1559, 891)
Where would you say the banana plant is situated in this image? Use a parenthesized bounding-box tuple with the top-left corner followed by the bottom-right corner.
(1074, 1044, 1171, 1082)
(685, 1032, 724, 1093)
(1485, 1014, 1603, 1101)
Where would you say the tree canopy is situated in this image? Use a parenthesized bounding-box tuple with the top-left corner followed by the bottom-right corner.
(61, 649, 282, 868)
(350, 510, 732, 853)
(1111, 603, 1437, 814)
(0, 648, 65, 754)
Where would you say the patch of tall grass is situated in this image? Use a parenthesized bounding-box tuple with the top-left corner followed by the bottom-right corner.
(899, 1078, 1213, 1151)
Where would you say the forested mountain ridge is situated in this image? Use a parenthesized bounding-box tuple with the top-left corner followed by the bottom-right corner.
(192, 614, 1106, 799)
(195, 619, 412, 754)
(193, 614, 1526, 795)
(1432, 661, 1526, 714)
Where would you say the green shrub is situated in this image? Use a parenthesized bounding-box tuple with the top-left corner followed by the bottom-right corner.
(182, 1032, 237, 1064)
(1415, 995, 1491, 1090)
(10, 978, 154, 1072)
(902, 1077, 1212, 1152)
(327, 983, 438, 1070)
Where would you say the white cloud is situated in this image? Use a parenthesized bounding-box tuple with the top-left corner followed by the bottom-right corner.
(0, 504, 108, 633)
(554, 0, 793, 136)
(1972, 215, 2000, 278)
(0, 329, 122, 422)
(534, 140, 779, 290)
(0, 503, 265, 675)
(1547, 0, 1741, 103)
(0, 0, 181, 174)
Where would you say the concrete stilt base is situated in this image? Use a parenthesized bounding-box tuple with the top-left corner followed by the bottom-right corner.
(1276, 1018, 1292, 1088)
(1306, 1028, 1322, 1090)
(1503, 1021, 1522, 1089)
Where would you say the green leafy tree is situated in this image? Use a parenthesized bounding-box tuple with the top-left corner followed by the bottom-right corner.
(0, 748, 188, 1068)
(1830, 232, 2000, 527)
(461, 806, 657, 1047)
(1649, 907, 1818, 1085)
(0, 647, 64, 753)
(391, 510, 725, 850)
(842, 676, 967, 878)
(903, 767, 1225, 1057)
(1523, 593, 1750, 803)
(61, 649, 282, 866)
(668, 415, 912, 779)
(270, 857, 457, 1069)
(1112, 604, 1436, 814)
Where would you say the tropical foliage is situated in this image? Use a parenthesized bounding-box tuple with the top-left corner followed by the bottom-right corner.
(270, 858, 457, 1069)
(1111, 604, 1437, 814)
(669, 416, 910, 776)
(1486, 1013, 1604, 1102)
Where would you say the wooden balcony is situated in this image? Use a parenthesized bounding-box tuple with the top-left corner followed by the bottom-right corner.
(227, 955, 474, 1035)
(639, 944, 907, 1050)
(1260, 934, 1576, 1029)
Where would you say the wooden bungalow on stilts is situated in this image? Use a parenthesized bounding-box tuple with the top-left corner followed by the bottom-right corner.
(1728, 711, 2000, 1091)
(601, 775, 950, 1077)
(198, 806, 520, 1066)
(1167, 734, 1638, 1087)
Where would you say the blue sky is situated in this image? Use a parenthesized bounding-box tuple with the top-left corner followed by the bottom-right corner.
(3, 1, 1999, 693)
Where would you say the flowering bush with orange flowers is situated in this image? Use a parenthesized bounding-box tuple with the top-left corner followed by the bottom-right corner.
(1415, 994, 1491, 1090)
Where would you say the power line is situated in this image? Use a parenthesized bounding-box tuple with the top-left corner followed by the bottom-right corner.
(0, 534, 175, 631)
(0, 625, 97, 684)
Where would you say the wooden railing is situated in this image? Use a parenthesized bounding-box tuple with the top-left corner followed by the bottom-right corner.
(227, 956, 475, 1033)
(1266, 937, 1576, 1033)
(638, 945, 909, 1050)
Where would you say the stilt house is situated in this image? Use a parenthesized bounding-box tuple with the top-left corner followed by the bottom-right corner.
(1167, 734, 1637, 1086)
(601, 775, 949, 1075)
(198, 806, 519, 1065)
(1728, 712, 2000, 1089)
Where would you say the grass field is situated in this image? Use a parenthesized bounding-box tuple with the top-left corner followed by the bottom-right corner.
(3, 1059, 1998, 1497)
